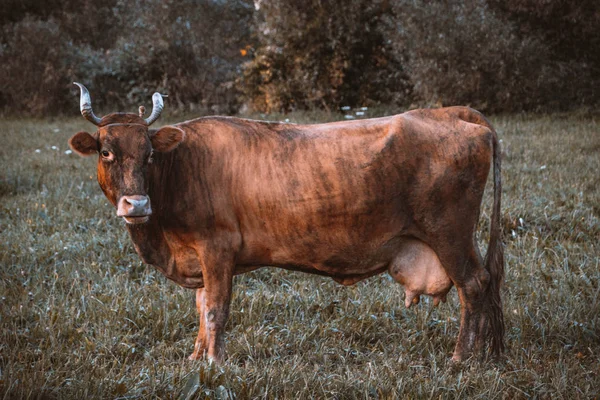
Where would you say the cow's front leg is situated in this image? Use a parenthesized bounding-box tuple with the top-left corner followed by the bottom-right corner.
(197, 251, 234, 364)
(188, 288, 207, 360)
(204, 273, 233, 363)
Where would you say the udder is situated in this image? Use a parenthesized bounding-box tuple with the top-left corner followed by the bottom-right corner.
(388, 239, 453, 308)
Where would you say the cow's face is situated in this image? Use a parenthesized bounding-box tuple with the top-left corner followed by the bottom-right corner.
(69, 83, 184, 224)
(69, 119, 184, 224)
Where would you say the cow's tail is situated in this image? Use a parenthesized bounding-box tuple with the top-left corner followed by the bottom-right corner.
(483, 123, 505, 357)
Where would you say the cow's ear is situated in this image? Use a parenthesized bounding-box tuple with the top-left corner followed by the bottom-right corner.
(69, 131, 98, 156)
(150, 126, 185, 152)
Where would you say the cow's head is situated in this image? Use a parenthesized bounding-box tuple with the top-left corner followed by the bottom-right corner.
(69, 83, 184, 224)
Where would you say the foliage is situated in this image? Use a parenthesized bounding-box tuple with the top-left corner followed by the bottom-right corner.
(488, 0, 600, 64)
(0, 0, 253, 115)
(489, 0, 600, 108)
(387, 0, 557, 112)
(0, 17, 76, 114)
(91, 0, 254, 114)
(238, 0, 409, 113)
(0, 0, 598, 114)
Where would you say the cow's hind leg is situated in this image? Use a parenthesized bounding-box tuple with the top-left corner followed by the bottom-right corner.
(435, 242, 495, 362)
(188, 288, 207, 360)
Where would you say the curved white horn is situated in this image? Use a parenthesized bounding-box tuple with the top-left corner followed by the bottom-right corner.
(144, 92, 166, 126)
(73, 82, 102, 126)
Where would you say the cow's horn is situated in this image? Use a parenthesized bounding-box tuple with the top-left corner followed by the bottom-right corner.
(144, 93, 167, 126)
(73, 82, 102, 126)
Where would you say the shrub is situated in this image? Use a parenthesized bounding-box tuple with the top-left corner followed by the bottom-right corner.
(0, 0, 253, 116)
(238, 0, 410, 113)
(488, 0, 600, 108)
(0, 17, 77, 114)
(0, 0, 597, 115)
(88, 0, 253, 114)
(388, 0, 558, 112)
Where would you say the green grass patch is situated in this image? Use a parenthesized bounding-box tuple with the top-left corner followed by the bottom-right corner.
(1, 112, 598, 398)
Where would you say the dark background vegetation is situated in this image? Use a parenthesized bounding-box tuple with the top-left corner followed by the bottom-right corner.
(1, 0, 599, 115)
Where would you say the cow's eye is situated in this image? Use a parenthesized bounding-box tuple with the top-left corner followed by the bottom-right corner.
(100, 150, 114, 161)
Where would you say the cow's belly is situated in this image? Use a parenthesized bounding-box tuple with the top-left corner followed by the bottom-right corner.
(239, 219, 406, 272)
(240, 234, 452, 305)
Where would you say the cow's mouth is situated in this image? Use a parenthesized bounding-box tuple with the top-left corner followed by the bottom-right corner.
(123, 216, 150, 224)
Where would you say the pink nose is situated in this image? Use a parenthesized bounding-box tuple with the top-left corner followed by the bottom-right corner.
(117, 195, 152, 217)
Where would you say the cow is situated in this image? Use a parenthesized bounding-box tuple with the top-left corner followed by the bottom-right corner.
(68, 83, 504, 364)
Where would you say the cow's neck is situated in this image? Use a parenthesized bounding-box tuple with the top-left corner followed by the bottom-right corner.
(124, 140, 214, 284)
(126, 217, 171, 268)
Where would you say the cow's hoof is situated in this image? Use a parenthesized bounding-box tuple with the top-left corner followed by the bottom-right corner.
(450, 354, 463, 363)
(188, 351, 205, 361)
(206, 354, 224, 365)
(450, 352, 476, 368)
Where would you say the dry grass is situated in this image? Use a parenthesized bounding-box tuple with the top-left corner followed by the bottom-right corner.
(1, 111, 599, 399)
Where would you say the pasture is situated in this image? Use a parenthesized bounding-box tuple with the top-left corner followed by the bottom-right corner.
(1, 111, 598, 398)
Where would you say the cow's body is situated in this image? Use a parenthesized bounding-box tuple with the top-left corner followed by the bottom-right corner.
(70, 88, 504, 364)
(132, 108, 489, 286)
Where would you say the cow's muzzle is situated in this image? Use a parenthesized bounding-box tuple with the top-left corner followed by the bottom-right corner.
(117, 195, 152, 224)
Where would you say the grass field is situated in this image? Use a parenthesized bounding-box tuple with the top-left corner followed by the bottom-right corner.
(1, 111, 599, 399)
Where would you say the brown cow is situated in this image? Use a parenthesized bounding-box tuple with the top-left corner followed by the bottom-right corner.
(69, 83, 504, 363)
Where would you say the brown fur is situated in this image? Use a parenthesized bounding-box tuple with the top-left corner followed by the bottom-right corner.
(69, 106, 504, 363)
